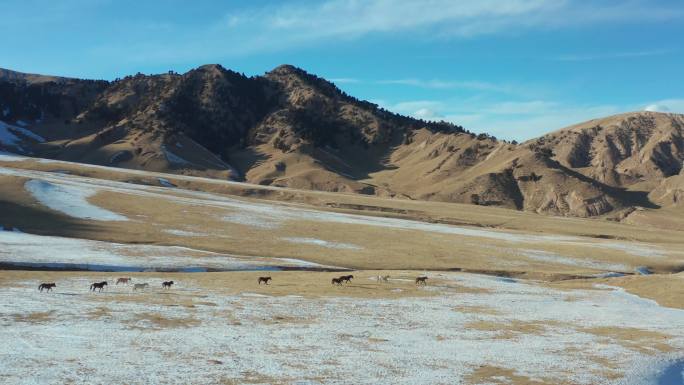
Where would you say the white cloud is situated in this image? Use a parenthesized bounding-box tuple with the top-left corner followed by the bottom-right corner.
(643, 99, 684, 113)
(645, 104, 671, 112)
(413, 108, 444, 120)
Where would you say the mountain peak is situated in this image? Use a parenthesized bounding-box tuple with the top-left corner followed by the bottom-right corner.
(269, 64, 305, 75)
(190, 64, 230, 76)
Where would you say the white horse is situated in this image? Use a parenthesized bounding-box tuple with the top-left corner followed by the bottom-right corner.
(133, 283, 149, 291)
(377, 275, 390, 283)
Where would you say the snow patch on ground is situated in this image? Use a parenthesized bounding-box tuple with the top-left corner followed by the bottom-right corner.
(0, 273, 682, 384)
(0, 121, 24, 150)
(222, 212, 280, 229)
(163, 229, 206, 237)
(0, 120, 44, 146)
(24, 179, 128, 221)
(0, 151, 27, 161)
(158, 177, 176, 187)
(0, 231, 332, 271)
(109, 151, 128, 164)
(161, 145, 191, 166)
(282, 237, 362, 250)
(522, 249, 631, 271)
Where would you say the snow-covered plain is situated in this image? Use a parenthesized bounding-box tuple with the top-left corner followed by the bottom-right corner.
(0, 273, 682, 384)
(0, 230, 338, 271)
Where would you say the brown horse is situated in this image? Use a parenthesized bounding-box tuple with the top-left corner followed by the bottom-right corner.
(90, 281, 108, 292)
(257, 277, 272, 285)
(116, 277, 132, 285)
(162, 281, 174, 289)
(38, 283, 56, 292)
(415, 276, 428, 285)
(340, 275, 354, 283)
(331, 277, 343, 285)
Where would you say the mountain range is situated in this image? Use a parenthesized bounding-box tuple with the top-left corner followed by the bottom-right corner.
(1, 64, 683, 218)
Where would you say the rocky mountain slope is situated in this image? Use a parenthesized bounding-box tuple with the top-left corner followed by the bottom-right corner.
(1, 65, 682, 217)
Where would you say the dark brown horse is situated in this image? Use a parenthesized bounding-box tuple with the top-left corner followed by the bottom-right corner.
(257, 277, 272, 285)
(415, 276, 428, 285)
(162, 281, 174, 289)
(90, 281, 108, 292)
(331, 277, 343, 285)
(340, 275, 354, 283)
(38, 283, 56, 292)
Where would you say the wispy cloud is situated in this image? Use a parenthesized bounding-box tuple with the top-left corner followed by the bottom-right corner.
(224, 0, 682, 42)
(377, 78, 512, 93)
(381, 96, 684, 141)
(84, 0, 684, 64)
(553, 48, 675, 62)
(329, 78, 360, 84)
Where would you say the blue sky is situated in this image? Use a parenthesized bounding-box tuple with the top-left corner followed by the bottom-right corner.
(1, 0, 683, 140)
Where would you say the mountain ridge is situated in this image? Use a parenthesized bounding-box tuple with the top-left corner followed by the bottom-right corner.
(1, 64, 682, 218)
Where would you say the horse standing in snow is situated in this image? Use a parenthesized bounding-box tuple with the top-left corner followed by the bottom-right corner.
(415, 276, 428, 285)
(116, 277, 132, 285)
(162, 281, 174, 289)
(257, 277, 272, 285)
(133, 283, 149, 291)
(38, 283, 56, 292)
(90, 281, 108, 292)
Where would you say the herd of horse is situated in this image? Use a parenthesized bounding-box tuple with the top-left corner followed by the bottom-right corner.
(37, 275, 429, 293)
(36, 279, 174, 293)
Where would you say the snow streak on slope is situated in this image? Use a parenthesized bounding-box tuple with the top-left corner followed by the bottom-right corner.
(281, 237, 362, 250)
(0, 120, 44, 150)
